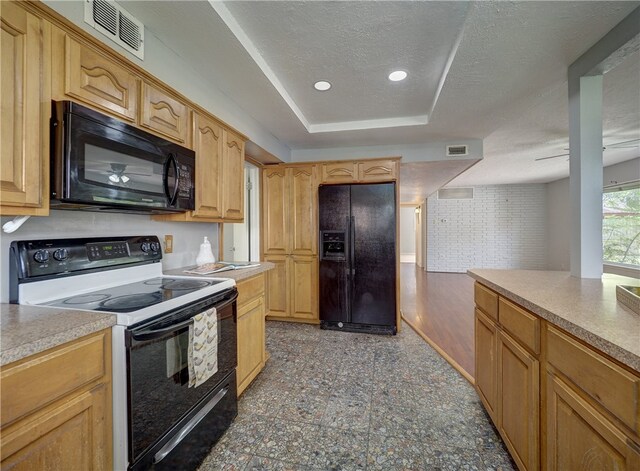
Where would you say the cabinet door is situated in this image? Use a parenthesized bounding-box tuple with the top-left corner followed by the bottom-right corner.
(263, 167, 289, 254)
(290, 166, 318, 256)
(498, 331, 539, 471)
(357, 159, 398, 182)
(1, 2, 50, 214)
(321, 162, 357, 184)
(264, 255, 289, 318)
(546, 373, 640, 470)
(290, 256, 318, 320)
(475, 309, 498, 422)
(140, 82, 190, 145)
(1, 383, 111, 471)
(237, 297, 266, 396)
(192, 113, 223, 218)
(221, 130, 245, 221)
(61, 35, 138, 122)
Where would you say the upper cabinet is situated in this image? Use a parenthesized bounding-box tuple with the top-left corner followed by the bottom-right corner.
(192, 113, 223, 219)
(0, 1, 51, 216)
(321, 158, 399, 184)
(53, 32, 138, 122)
(140, 81, 190, 146)
(222, 130, 245, 221)
(263, 165, 318, 256)
(358, 159, 398, 182)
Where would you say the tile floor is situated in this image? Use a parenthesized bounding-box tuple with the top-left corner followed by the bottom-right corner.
(198, 321, 516, 471)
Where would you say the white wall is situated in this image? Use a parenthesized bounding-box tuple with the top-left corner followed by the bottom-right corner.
(399, 206, 416, 263)
(426, 185, 547, 273)
(546, 157, 640, 271)
(0, 212, 217, 302)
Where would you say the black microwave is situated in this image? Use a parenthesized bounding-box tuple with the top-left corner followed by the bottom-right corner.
(51, 100, 195, 213)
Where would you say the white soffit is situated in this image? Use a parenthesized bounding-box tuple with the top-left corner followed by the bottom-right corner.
(210, 1, 469, 134)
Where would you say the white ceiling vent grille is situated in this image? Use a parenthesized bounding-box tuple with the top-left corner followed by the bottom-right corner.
(446, 145, 469, 157)
(438, 188, 474, 200)
(84, 0, 144, 59)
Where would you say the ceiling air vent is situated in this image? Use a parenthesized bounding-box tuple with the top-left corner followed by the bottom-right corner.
(84, 0, 144, 59)
(438, 188, 474, 200)
(446, 145, 469, 157)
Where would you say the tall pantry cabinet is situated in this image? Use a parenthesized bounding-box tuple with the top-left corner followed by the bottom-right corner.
(262, 165, 319, 322)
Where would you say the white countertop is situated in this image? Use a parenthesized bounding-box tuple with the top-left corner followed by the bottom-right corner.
(468, 269, 640, 372)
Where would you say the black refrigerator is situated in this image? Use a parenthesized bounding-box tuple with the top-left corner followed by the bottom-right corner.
(319, 182, 397, 334)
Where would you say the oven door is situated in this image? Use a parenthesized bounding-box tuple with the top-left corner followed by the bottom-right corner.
(52, 101, 195, 212)
(125, 288, 237, 467)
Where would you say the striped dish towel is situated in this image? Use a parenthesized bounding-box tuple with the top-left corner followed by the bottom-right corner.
(188, 307, 218, 388)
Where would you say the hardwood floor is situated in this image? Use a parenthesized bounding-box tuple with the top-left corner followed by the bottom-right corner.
(400, 263, 476, 379)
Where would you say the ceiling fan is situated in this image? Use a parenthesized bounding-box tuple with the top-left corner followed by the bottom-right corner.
(534, 138, 640, 162)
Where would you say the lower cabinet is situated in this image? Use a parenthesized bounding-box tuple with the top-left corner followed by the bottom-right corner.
(546, 372, 640, 470)
(475, 309, 498, 422)
(0, 329, 112, 470)
(498, 331, 539, 471)
(474, 282, 640, 471)
(264, 255, 318, 323)
(236, 274, 267, 395)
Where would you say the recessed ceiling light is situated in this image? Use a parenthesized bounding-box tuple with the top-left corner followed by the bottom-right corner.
(314, 80, 331, 91)
(388, 70, 408, 82)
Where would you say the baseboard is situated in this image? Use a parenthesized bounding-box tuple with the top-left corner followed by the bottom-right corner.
(402, 314, 475, 385)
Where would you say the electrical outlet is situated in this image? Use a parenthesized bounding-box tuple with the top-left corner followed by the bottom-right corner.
(164, 235, 173, 254)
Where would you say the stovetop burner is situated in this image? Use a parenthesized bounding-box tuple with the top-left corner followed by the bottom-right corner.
(100, 293, 164, 312)
(42, 276, 225, 313)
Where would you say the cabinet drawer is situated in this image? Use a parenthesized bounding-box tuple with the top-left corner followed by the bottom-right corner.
(321, 162, 357, 184)
(499, 297, 540, 354)
(357, 159, 397, 182)
(237, 274, 265, 307)
(546, 325, 640, 435)
(474, 282, 498, 320)
(1, 331, 107, 427)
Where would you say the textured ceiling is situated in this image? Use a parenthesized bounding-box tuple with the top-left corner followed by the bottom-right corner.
(120, 0, 640, 200)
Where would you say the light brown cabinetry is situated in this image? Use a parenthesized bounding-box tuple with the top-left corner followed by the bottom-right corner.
(54, 32, 138, 122)
(0, 329, 112, 470)
(221, 130, 245, 221)
(262, 165, 318, 323)
(546, 372, 640, 470)
(320, 158, 399, 184)
(140, 82, 190, 146)
(474, 281, 640, 471)
(474, 282, 539, 471)
(236, 274, 267, 396)
(0, 1, 51, 216)
(475, 308, 498, 422)
(498, 330, 539, 471)
(192, 113, 223, 218)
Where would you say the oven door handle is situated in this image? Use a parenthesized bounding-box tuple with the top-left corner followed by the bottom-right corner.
(153, 386, 229, 465)
(131, 318, 194, 341)
(130, 291, 238, 342)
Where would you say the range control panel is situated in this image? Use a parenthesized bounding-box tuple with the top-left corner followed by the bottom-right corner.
(10, 235, 162, 280)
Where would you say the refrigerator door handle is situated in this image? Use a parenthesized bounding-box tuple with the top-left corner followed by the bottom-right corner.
(350, 216, 356, 276)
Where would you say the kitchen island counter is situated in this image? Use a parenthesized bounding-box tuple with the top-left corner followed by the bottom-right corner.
(0, 304, 116, 366)
(165, 261, 275, 283)
(468, 269, 640, 372)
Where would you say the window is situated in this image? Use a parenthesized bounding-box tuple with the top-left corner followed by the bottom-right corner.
(603, 184, 640, 274)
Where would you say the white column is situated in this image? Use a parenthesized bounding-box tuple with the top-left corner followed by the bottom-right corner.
(569, 75, 603, 278)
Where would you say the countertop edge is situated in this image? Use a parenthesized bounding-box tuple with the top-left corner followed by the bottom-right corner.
(468, 270, 640, 372)
(1, 315, 116, 367)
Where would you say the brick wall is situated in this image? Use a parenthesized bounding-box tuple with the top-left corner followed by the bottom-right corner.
(426, 185, 547, 273)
